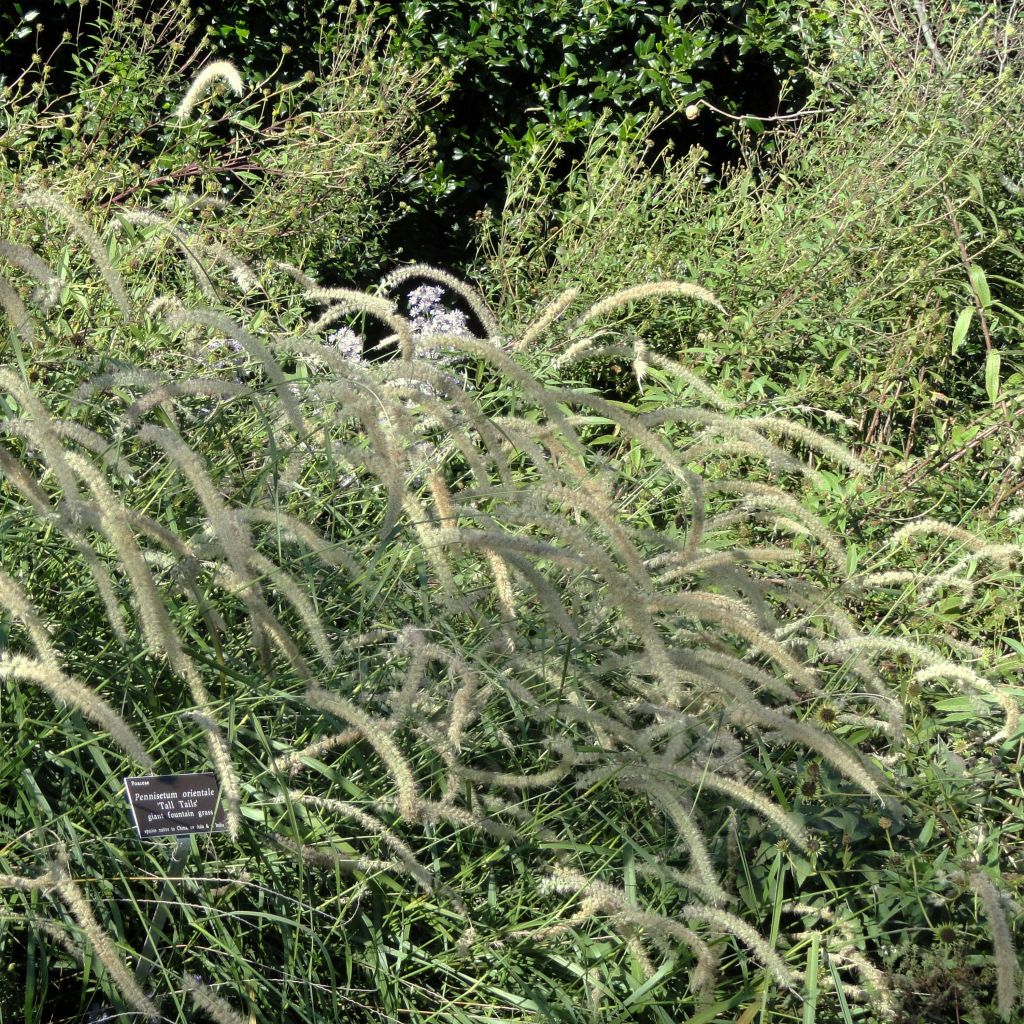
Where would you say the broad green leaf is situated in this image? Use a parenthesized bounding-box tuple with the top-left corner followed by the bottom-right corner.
(951, 306, 973, 354)
(985, 348, 1001, 404)
(919, 815, 936, 846)
(969, 265, 991, 310)
(845, 542, 860, 576)
(934, 697, 978, 712)
(951, 423, 980, 445)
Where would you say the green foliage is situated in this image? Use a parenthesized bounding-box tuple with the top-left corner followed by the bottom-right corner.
(0, 1, 446, 283)
(0, 185, 875, 1018)
(481, 1, 1024, 466)
(374, 0, 830, 146)
(180, 0, 837, 263)
(0, 176, 1021, 1024)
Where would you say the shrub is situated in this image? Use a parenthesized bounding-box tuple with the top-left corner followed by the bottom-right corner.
(166, 0, 839, 264)
(480, 1, 1024, 460)
(0, 0, 446, 284)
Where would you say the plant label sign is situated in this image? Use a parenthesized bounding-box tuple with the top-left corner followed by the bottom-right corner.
(125, 773, 228, 839)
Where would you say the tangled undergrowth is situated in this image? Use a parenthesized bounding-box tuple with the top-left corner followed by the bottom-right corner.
(0, 173, 1020, 1024)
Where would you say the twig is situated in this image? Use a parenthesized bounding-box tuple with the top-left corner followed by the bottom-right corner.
(913, 1, 946, 69)
(899, 422, 1003, 488)
(693, 100, 833, 124)
(99, 156, 261, 207)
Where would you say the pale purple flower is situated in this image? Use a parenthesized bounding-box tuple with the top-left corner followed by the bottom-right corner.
(326, 326, 364, 362)
(406, 285, 471, 361)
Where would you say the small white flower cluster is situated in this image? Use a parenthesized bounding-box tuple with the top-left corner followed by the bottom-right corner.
(407, 284, 471, 344)
(323, 285, 472, 367)
(325, 325, 364, 363)
(406, 284, 474, 365)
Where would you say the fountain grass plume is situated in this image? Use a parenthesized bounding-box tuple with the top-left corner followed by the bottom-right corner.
(273, 727, 363, 776)
(683, 903, 795, 989)
(537, 867, 720, 999)
(0, 567, 62, 664)
(0, 655, 152, 771)
(272, 832, 399, 874)
(669, 762, 809, 850)
(240, 508, 361, 575)
(733, 702, 889, 803)
(118, 206, 260, 296)
(384, 389, 498, 487)
(247, 551, 336, 665)
(784, 900, 896, 1013)
(187, 705, 242, 839)
(19, 190, 130, 315)
(306, 685, 420, 819)
(514, 287, 578, 350)
(0, 239, 60, 308)
(183, 978, 248, 1024)
(825, 634, 1015, 739)
(453, 746, 575, 791)
(622, 776, 729, 906)
(558, 340, 737, 411)
(0, 276, 38, 350)
(157, 300, 312, 439)
(572, 281, 724, 328)
(969, 867, 1019, 1019)
(302, 284, 415, 360)
(417, 797, 523, 843)
(712, 479, 847, 571)
(63, 452, 180, 660)
(53, 856, 159, 1019)
(135, 424, 272, 650)
(175, 61, 245, 120)
(207, 560, 313, 678)
(888, 518, 986, 549)
(291, 791, 436, 892)
(491, 552, 581, 642)
(920, 542, 1023, 600)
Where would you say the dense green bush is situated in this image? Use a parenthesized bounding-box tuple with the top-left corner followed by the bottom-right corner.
(480, 2, 1024, 468)
(1, 0, 446, 284)
(163, 0, 837, 262)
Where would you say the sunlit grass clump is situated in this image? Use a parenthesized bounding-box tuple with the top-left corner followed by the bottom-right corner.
(0, 34, 1021, 1024)
(0, 176, 1019, 1021)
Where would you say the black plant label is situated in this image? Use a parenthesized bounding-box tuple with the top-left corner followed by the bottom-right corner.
(125, 773, 228, 838)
